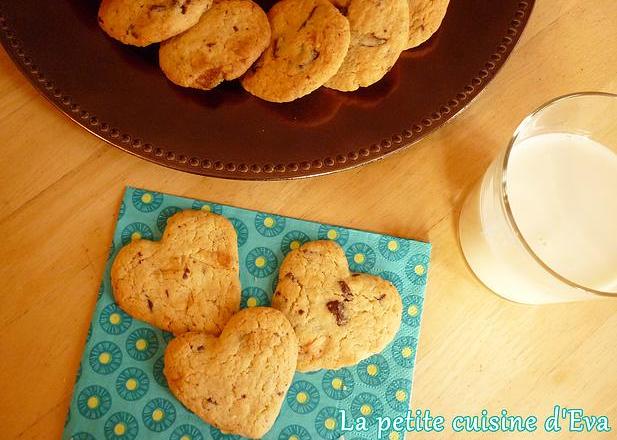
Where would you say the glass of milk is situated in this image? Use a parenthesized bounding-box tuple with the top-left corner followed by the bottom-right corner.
(459, 92, 617, 303)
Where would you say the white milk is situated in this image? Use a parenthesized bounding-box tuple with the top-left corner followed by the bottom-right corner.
(508, 133, 617, 292)
(460, 132, 617, 303)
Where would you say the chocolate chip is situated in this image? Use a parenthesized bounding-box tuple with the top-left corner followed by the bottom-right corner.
(137, 252, 143, 257)
(298, 309, 305, 315)
(360, 33, 388, 47)
(233, 25, 239, 32)
(272, 38, 281, 59)
(197, 345, 205, 352)
(126, 24, 135, 37)
(180, 0, 191, 14)
(206, 397, 218, 405)
(299, 6, 318, 30)
(164, 289, 169, 298)
(299, 47, 320, 69)
(352, 273, 360, 277)
(326, 300, 348, 326)
(376, 293, 386, 301)
(284, 272, 296, 282)
(147, 299, 153, 311)
(339, 280, 353, 301)
(241, 394, 247, 399)
(275, 291, 282, 296)
(183, 267, 190, 279)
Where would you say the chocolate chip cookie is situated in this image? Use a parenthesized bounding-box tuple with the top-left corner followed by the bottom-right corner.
(241, 0, 351, 102)
(98, 0, 213, 47)
(159, 0, 270, 90)
(271, 240, 403, 371)
(164, 307, 298, 439)
(111, 210, 240, 335)
(325, 0, 409, 91)
(406, 0, 450, 49)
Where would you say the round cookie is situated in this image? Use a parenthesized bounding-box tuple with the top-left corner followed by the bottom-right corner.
(98, 0, 213, 47)
(160, 0, 270, 90)
(241, 0, 351, 103)
(406, 0, 450, 49)
(325, 0, 409, 91)
(271, 240, 403, 371)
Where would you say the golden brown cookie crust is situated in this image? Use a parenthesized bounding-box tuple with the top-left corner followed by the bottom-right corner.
(111, 210, 240, 335)
(164, 307, 299, 439)
(159, 0, 271, 90)
(241, 0, 351, 102)
(98, 0, 213, 47)
(325, 0, 409, 91)
(271, 240, 403, 371)
(406, 0, 450, 49)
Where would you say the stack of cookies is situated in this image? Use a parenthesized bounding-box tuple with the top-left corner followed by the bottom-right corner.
(98, 0, 450, 102)
(111, 209, 404, 438)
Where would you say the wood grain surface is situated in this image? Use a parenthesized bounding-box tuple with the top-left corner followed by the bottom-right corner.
(0, 0, 616, 438)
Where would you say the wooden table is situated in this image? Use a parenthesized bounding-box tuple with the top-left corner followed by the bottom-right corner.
(1, 1, 616, 438)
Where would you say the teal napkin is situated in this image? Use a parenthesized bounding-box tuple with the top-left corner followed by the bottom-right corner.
(63, 187, 431, 440)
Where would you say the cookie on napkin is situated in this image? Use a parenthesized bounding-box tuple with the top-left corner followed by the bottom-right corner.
(272, 240, 402, 371)
(164, 307, 299, 439)
(111, 210, 240, 335)
(159, 0, 271, 90)
(241, 0, 351, 102)
(98, 0, 214, 47)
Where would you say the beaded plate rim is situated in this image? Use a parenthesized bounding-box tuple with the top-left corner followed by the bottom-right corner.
(0, 1, 534, 180)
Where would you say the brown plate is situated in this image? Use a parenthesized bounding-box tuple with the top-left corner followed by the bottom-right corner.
(0, 0, 533, 180)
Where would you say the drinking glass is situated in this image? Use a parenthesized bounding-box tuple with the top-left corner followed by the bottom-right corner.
(459, 92, 617, 304)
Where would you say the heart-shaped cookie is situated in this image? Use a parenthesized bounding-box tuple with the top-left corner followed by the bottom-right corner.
(164, 307, 299, 439)
(272, 240, 402, 371)
(111, 210, 240, 335)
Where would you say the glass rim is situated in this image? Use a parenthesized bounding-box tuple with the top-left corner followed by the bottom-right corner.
(501, 91, 617, 297)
